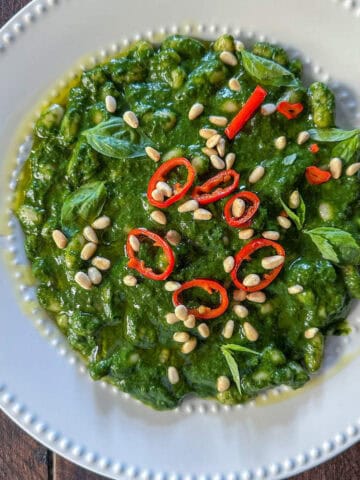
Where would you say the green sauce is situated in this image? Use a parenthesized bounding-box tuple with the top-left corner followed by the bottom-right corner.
(14, 35, 360, 410)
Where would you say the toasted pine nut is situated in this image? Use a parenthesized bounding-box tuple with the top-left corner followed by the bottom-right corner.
(233, 289, 247, 302)
(297, 131, 310, 145)
(228, 77, 241, 91)
(88, 267, 102, 285)
(217, 137, 226, 157)
(304, 327, 319, 339)
(151, 189, 164, 202)
(223, 256, 235, 273)
(238, 228, 254, 240)
(188, 102, 204, 120)
(288, 284, 304, 295)
(173, 331, 190, 343)
(329, 157, 342, 179)
(243, 322, 259, 342)
(175, 304, 188, 321)
(91, 256, 111, 271)
(346, 162, 360, 176)
(274, 136, 287, 150)
(105, 95, 117, 113)
(246, 292, 266, 303)
(220, 51, 238, 66)
(202, 147, 218, 157)
(198, 323, 210, 338)
(80, 242, 97, 261)
(178, 199, 199, 213)
(209, 115, 228, 127)
(222, 320, 235, 339)
(233, 304, 249, 318)
(165, 281, 181, 292)
(184, 314, 196, 328)
(277, 215, 292, 229)
(150, 210, 167, 225)
(225, 152, 236, 169)
(166, 313, 180, 325)
(123, 275, 137, 287)
(217, 375, 230, 392)
(261, 255, 285, 270)
(289, 190, 300, 209)
(129, 234, 140, 252)
(52, 229, 67, 249)
(145, 146, 161, 162)
(206, 133, 221, 149)
(210, 154, 225, 169)
(91, 216, 111, 230)
(166, 230, 181, 246)
(75, 271, 92, 290)
(123, 110, 139, 128)
(168, 366, 180, 385)
(249, 165, 265, 183)
(243, 273, 261, 287)
(232, 198, 246, 218)
(181, 337, 197, 354)
(262, 231, 280, 241)
(83, 226, 98, 244)
(261, 103, 276, 116)
(199, 128, 218, 139)
(156, 181, 172, 197)
(194, 208, 212, 220)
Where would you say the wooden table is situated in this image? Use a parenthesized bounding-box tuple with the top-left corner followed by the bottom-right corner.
(0, 1, 359, 479)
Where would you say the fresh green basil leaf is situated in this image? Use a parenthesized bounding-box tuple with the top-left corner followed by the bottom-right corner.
(283, 153, 297, 166)
(308, 128, 359, 142)
(306, 233, 339, 263)
(297, 195, 306, 228)
(331, 134, 360, 162)
(221, 347, 241, 393)
(61, 181, 106, 231)
(305, 227, 360, 265)
(83, 117, 152, 159)
(241, 50, 300, 87)
(280, 194, 306, 230)
(222, 344, 260, 355)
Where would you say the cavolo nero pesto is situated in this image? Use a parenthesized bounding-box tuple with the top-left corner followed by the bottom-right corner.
(14, 34, 360, 410)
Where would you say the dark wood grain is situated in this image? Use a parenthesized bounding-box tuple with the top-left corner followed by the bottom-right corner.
(0, 1, 359, 479)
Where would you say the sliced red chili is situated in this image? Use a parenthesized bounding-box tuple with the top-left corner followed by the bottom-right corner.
(192, 169, 240, 205)
(224, 191, 260, 228)
(277, 101, 304, 120)
(126, 228, 175, 281)
(147, 157, 196, 209)
(231, 238, 285, 292)
(172, 279, 229, 320)
(225, 86, 267, 140)
(309, 143, 320, 154)
(305, 166, 331, 185)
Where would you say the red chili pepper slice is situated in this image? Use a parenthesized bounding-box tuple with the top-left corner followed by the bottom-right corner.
(225, 86, 267, 140)
(231, 238, 285, 292)
(172, 279, 229, 320)
(147, 157, 196, 209)
(192, 170, 240, 205)
(126, 228, 175, 281)
(277, 101, 304, 120)
(305, 166, 331, 185)
(224, 191, 260, 228)
(309, 143, 320, 154)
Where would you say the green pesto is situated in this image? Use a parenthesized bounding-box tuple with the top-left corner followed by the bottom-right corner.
(15, 35, 360, 410)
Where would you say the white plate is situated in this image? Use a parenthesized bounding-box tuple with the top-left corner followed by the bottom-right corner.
(0, 1, 360, 479)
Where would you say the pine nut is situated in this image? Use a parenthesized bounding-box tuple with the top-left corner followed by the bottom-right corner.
(329, 157, 342, 179)
(184, 314, 196, 328)
(228, 77, 241, 91)
(274, 136, 287, 150)
(188, 102, 204, 120)
(88, 267, 102, 285)
(220, 51, 238, 66)
(166, 230, 181, 246)
(288, 284, 304, 295)
(173, 332, 190, 343)
(233, 289, 247, 302)
(289, 190, 300, 209)
(261, 103, 276, 116)
(277, 216, 292, 229)
(151, 189, 164, 202)
(233, 304, 249, 318)
(123, 275, 137, 287)
(238, 228, 254, 240)
(165, 281, 181, 292)
(243, 273, 261, 287)
(129, 234, 140, 252)
(199, 128, 218, 139)
(168, 366, 180, 385)
(166, 313, 180, 325)
(262, 231, 280, 241)
(209, 115, 228, 127)
(206, 133, 221, 148)
(178, 199, 199, 213)
(235, 40, 245, 51)
(91, 256, 111, 271)
(217, 375, 230, 392)
(217, 137, 226, 157)
(243, 322, 259, 341)
(319, 202, 332, 221)
(145, 146, 161, 162)
(261, 255, 285, 269)
(175, 304, 188, 321)
(346, 162, 360, 176)
(80, 242, 97, 261)
(123, 110, 139, 128)
(223, 256, 235, 273)
(75, 271, 92, 290)
(194, 208, 212, 220)
(150, 210, 167, 225)
(202, 147, 218, 157)
(105, 95, 117, 113)
(249, 165, 265, 183)
(156, 181, 172, 197)
(83, 226, 98, 244)
(52, 229, 67, 249)
(222, 320, 235, 339)
(198, 323, 210, 338)
(210, 154, 225, 169)
(181, 337, 197, 354)
(246, 292, 266, 303)
(225, 152, 235, 169)
(297, 130, 310, 145)
(304, 327, 319, 339)
(91, 216, 111, 230)
(232, 198, 246, 218)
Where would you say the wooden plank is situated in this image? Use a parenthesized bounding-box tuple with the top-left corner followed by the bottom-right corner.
(54, 454, 107, 480)
(0, 409, 50, 480)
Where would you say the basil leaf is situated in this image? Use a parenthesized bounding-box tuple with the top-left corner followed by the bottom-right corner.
(222, 344, 260, 355)
(280, 194, 306, 230)
(305, 227, 360, 264)
(331, 135, 360, 162)
(308, 128, 359, 142)
(221, 347, 241, 393)
(83, 117, 152, 159)
(283, 153, 297, 166)
(61, 181, 106, 231)
(241, 50, 300, 87)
